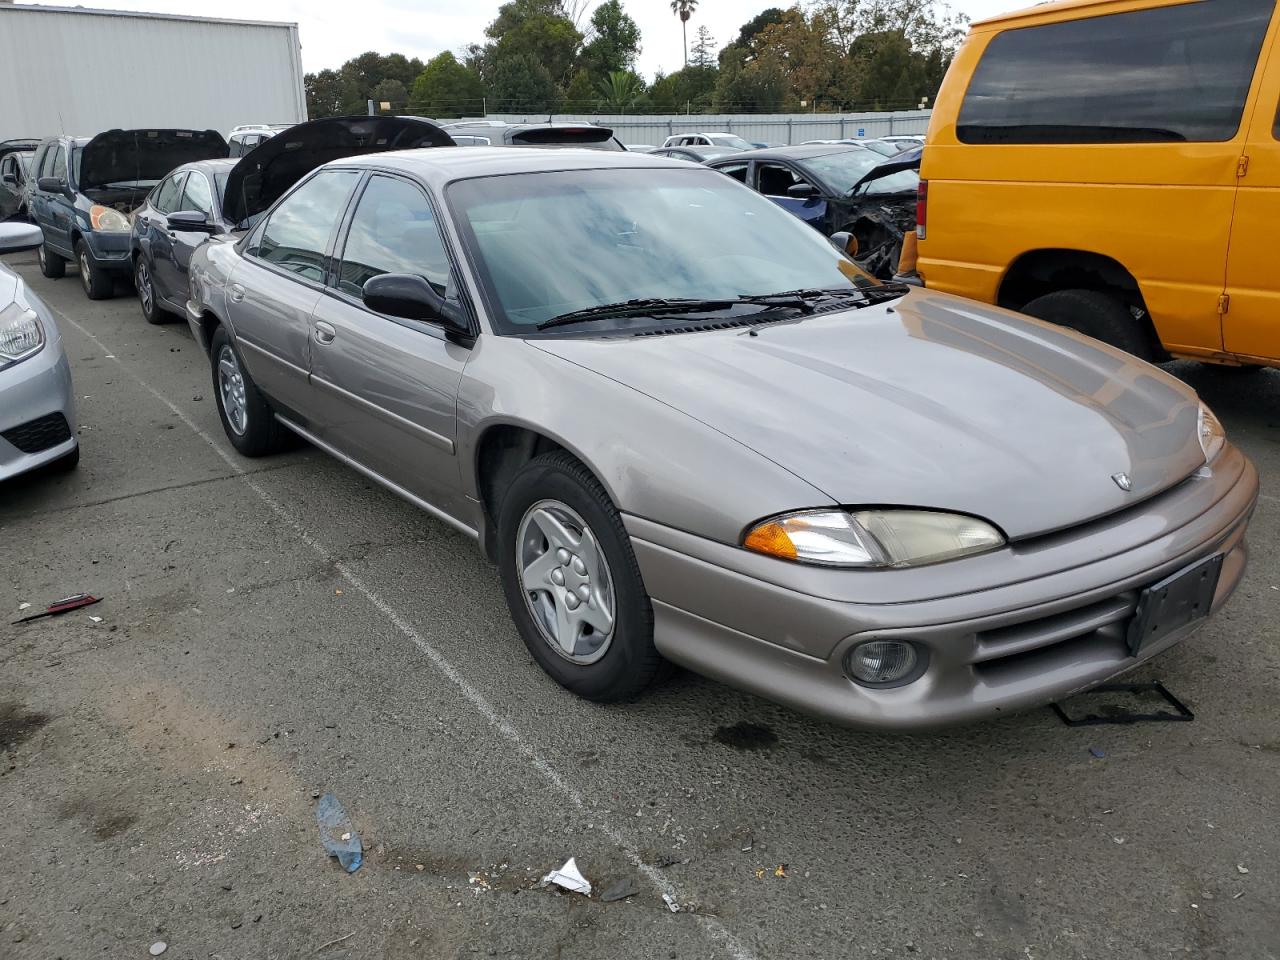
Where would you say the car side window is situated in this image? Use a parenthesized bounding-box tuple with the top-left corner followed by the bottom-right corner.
(716, 162, 749, 183)
(757, 162, 807, 197)
(181, 173, 214, 218)
(152, 174, 186, 214)
(1, 156, 12, 180)
(51, 147, 66, 181)
(336, 174, 454, 302)
(253, 169, 361, 283)
(36, 145, 54, 179)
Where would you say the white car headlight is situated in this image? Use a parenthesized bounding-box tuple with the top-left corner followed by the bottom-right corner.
(90, 204, 131, 233)
(1198, 401, 1225, 462)
(744, 508, 1005, 568)
(0, 302, 44, 367)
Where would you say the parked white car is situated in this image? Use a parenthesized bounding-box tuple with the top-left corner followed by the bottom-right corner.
(660, 132, 755, 151)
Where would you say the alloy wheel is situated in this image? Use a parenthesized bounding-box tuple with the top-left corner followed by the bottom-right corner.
(517, 499, 616, 664)
(217, 344, 249, 436)
(79, 250, 91, 295)
(136, 259, 153, 315)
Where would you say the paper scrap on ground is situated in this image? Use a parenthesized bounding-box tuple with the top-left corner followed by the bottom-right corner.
(541, 857, 592, 895)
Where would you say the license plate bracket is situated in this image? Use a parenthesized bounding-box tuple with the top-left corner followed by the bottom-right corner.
(1126, 554, 1223, 656)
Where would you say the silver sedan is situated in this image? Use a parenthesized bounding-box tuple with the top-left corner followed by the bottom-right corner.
(185, 149, 1257, 729)
(0, 222, 78, 481)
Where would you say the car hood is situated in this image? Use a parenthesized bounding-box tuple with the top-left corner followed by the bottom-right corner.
(221, 116, 455, 226)
(78, 129, 228, 191)
(530, 290, 1207, 540)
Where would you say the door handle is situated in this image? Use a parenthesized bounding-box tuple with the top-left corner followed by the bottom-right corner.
(314, 321, 337, 345)
(229, 283, 246, 303)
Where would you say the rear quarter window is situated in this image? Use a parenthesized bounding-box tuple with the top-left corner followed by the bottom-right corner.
(958, 0, 1274, 144)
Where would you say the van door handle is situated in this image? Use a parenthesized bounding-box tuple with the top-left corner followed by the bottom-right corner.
(314, 321, 337, 345)
(229, 283, 245, 303)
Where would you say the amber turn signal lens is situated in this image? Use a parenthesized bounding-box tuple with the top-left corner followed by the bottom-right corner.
(743, 522, 798, 560)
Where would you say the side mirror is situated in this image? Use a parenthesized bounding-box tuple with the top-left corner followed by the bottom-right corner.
(787, 182, 819, 199)
(829, 230, 859, 257)
(0, 222, 44, 253)
(1, 173, 15, 186)
(362, 273, 472, 343)
(167, 210, 217, 233)
(37, 176, 66, 194)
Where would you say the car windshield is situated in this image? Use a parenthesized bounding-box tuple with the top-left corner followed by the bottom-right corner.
(448, 167, 878, 333)
(17, 153, 32, 173)
(707, 134, 755, 149)
(803, 149, 919, 196)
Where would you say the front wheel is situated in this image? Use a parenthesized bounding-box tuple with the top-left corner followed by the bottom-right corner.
(209, 325, 289, 457)
(38, 242, 65, 279)
(76, 240, 113, 300)
(497, 452, 664, 703)
(135, 255, 165, 324)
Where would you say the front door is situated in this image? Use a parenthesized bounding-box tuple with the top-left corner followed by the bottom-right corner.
(45, 145, 75, 254)
(308, 173, 471, 516)
(229, 168, 362, 415)
(140, 172, 187, 304)
(754, 161, 828, 229)
(166, 171, 216, 301)
(1224, 13, 1280, 362)
(0, 155, 18, 219)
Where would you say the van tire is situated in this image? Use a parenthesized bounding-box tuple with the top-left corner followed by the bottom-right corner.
(38, 243, 65, 279)
(1021, 289, 1153, 360)
(76, 240, 114, 300)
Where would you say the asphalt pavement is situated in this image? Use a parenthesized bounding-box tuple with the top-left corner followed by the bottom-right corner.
(2, 249, 1279, 960)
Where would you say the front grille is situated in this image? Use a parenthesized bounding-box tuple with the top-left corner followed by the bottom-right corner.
(971, 591, 1138, 679)
(2, 412, 72, 454)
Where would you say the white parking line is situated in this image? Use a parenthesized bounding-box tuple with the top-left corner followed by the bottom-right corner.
(50, 304, 757, 960)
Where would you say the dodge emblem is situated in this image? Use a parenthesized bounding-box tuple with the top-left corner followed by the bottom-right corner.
(1112, 472, 1132, 492)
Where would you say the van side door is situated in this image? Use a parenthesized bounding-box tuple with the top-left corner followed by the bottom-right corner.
(1223, 12, 1280, 363)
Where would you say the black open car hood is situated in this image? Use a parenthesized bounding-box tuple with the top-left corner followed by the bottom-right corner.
(79, 129, 228, 191)
(221, 116, 455, 226)
(848, 146, 922, 194)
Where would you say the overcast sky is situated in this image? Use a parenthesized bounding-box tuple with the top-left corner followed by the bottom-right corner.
(27, 0, 1019, 80)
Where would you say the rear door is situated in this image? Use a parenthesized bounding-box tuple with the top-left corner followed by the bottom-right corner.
(308, 172, 471, 515)
(229, 168, 362, 415)
(1223, 12, 1280, 361)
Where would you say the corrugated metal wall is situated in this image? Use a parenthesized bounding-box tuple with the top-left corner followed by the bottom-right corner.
(483, 110, 933, 146)
(0, 6, 306, 140)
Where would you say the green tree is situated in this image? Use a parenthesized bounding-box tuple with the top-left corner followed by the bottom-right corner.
(689, 25, 716, 70)
(484, 0, 583, 85)
(581, 0, 641, 76)
(563, 69, 599, 111)
(304, 68, 350, 118)
(371, 79, 409, 113)
(670, 0, 698, 67)
(713, 45, 786, 113)
(728, 7, 786, 56)
(410, 52, 486, 117)
(596, 70, 645, 110)
(489, 52, 560, 112)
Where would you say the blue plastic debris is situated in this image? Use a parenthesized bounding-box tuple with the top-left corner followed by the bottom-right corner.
(316, 793, 362, 873)
(1089, 746, 1106, 759)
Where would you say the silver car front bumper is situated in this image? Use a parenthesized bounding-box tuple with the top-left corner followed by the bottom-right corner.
(0, 332, 77, 481)
(626, 445, 1258, 730)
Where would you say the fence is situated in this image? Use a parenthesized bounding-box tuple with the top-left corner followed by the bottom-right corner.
(477, 109, 932, 146)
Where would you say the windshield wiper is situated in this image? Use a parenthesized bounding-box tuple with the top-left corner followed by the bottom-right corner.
(536, 297, 736, 330)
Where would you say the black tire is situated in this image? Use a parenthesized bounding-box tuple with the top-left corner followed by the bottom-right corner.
(38, 242, 65, 279)
(1022, 289, 1153, 360)
(497, 451, 665, 703)
(209, 325, 289, 457)
(134, 254, 166, 324)
(75, 240, 114, 300)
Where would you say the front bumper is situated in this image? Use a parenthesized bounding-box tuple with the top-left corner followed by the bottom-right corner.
(0, 337, 78, 481)
(626, 445, 1258, 730)
(82, 230, 132, 272)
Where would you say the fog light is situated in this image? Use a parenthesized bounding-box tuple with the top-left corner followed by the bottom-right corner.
(845, 640, 922, 686)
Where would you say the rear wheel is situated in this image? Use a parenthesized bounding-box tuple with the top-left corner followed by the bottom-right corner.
(134, 255, 165, 324)
(497, 451, 665, 703)
(38, 242, 65, 279)
(209, 325, 289, 457)
(76, 240, 113, 300)
(1021, 289, 1153, 360)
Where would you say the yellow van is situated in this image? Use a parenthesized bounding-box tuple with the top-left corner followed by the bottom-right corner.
(918, 0, 1280, 368)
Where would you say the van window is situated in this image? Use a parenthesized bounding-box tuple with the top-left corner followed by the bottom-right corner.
(958, 0, 1274, 144)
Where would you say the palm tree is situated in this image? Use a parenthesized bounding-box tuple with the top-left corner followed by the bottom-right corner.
(670, 0, 699, 68)
(597, 71, 644, 110)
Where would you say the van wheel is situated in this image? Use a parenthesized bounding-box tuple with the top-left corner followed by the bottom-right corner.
(1022, 289, 1153, 360)
(76, 241, 114, 300)
(38, 243, 65, 279)
(209, 325, 289, 457)
(497, 451, 666, 703)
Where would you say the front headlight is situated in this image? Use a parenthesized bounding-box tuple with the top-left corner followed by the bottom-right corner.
(1198, 401, 1225, 462)
(0, 302, 45, 367)
(90, 204, 130, 232)
(744, 508, 1005, 568)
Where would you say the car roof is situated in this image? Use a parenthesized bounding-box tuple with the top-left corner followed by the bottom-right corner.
(178, 158, 238, 174)
(707, 143, 874, 163)
(973, 0, 1123, 28)
(328, 146, 692, 185)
